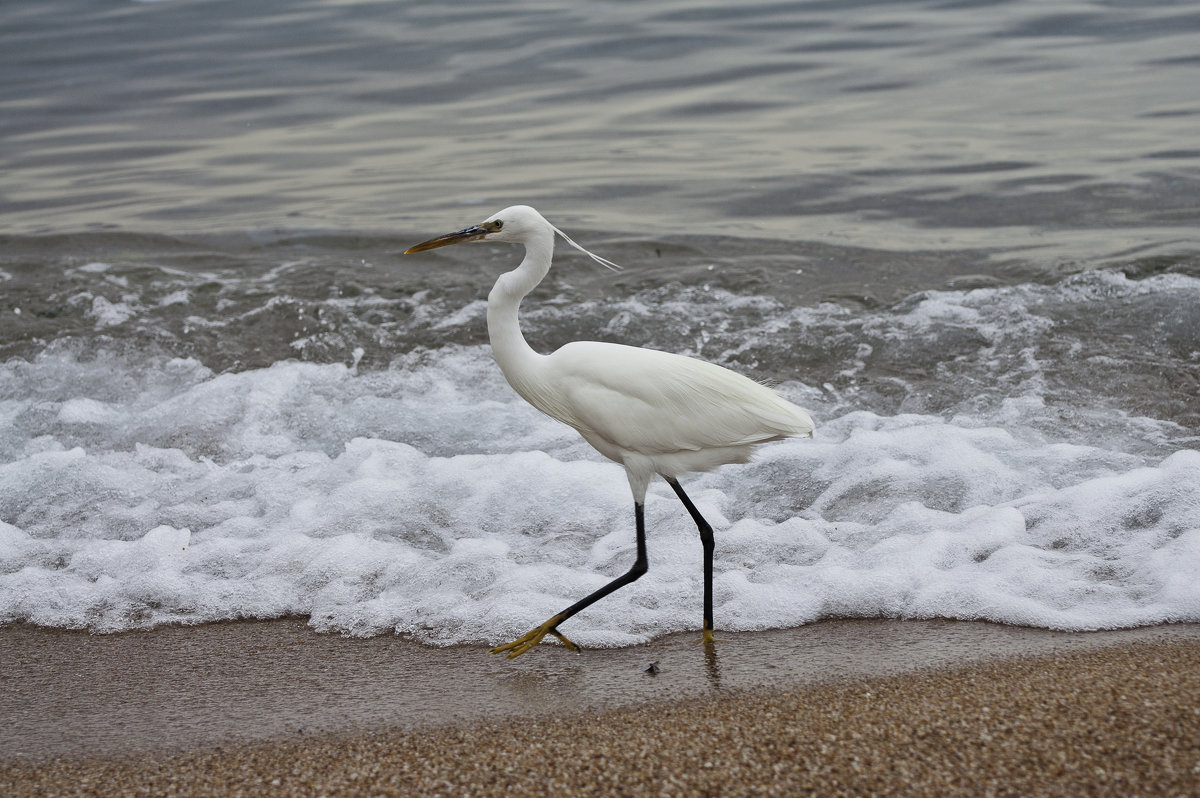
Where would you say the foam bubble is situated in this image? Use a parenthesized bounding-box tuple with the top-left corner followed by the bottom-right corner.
(89, 296, 139, 328)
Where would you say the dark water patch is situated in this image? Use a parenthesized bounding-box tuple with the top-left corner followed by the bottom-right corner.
(842, 81, 915, 93)
(667, 101, 778, 117)
(1002, 12, 1106, 39)
(795, 37, 913, 53)
(993, 173, 1094, 187)
(1145, 150, 1200, 160)
(649, 2, 821, 25)
(1139, 107, 1200, 118)
(1005, 10, 1200, 40)
(1145, 54, 1200, 67)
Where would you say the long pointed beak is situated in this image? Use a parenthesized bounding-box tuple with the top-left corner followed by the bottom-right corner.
(404, 224, 489, 254)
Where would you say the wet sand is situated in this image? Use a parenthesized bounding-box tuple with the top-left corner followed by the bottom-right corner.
(3, 620, 1199, 795)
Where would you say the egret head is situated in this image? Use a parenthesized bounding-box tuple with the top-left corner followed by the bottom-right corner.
(404, 205, 621, 271)
(404, 205, 545, 253)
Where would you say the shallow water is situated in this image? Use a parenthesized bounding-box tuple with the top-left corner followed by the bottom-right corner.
(1, 0, 1198, 644)
(5, 619, 1200, 760)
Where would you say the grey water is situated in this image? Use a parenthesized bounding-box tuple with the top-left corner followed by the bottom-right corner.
(4, 0, 1199, 418)
(1, 0, 1198, 640)
(5, 0, 1199, 435)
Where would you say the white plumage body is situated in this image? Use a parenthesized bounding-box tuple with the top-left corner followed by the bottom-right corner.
(505, 339, 814, 498)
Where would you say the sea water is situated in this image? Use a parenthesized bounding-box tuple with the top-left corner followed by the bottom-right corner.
(1, 0, 1198, 646)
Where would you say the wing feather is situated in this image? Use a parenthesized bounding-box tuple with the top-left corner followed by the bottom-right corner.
(542, 341, 813, 457)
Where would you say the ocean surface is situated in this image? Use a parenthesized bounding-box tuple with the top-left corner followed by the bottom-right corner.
(1, 0, 1198, 647)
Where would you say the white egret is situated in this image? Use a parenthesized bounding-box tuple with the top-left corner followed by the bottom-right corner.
(405, 206, 814, 658)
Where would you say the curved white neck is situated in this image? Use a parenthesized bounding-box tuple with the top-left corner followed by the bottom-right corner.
(486, 227, 555, 398)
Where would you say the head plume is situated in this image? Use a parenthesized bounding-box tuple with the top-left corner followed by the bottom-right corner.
(550, 221, 621, 272)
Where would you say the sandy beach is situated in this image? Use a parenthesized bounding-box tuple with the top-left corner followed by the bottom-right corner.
(3, 620, 1199, 796)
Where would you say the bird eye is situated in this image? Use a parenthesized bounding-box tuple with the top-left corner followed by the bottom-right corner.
(493, 220, 503, 230)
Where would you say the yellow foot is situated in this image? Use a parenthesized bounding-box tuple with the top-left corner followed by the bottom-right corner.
(701, 625, 723, 645)
(490, 615, 580, 659)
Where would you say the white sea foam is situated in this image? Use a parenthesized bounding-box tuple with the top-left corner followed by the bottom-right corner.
(2, 334, 1197, 645)
(89, 295, 139, 328)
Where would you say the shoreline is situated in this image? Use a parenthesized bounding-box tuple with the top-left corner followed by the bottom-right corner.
(2, 622, 1198, 795)
(4, 620, 1200, 755)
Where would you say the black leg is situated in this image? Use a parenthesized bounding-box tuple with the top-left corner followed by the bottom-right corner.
(491, 503, 648, 658)
(667, 478, 715, 643)
(555, 502, 648, 622)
